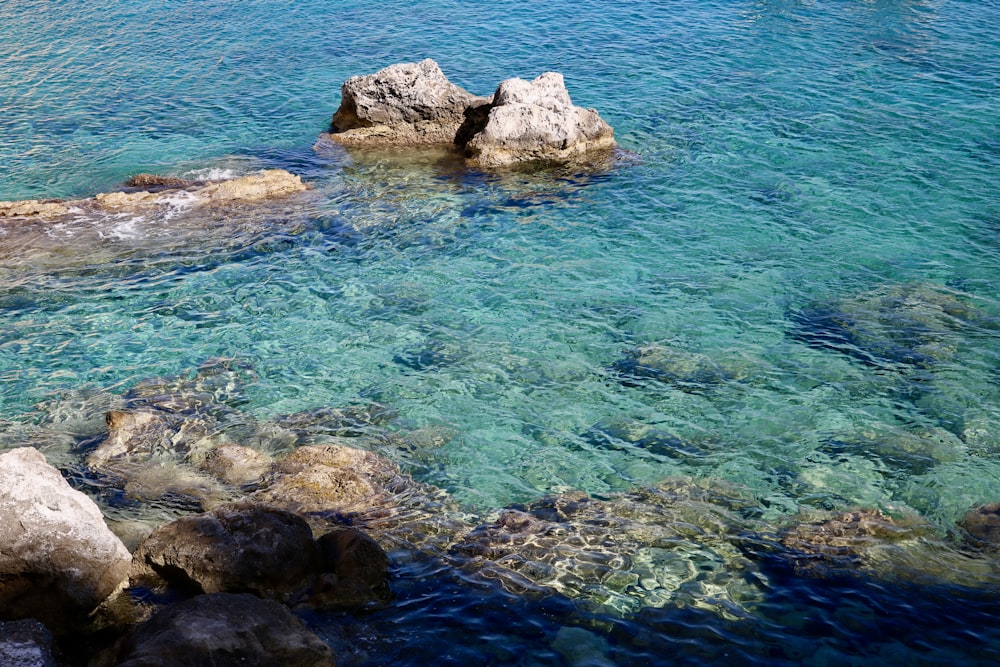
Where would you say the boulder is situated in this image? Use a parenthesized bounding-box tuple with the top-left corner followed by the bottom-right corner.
(0, 619, 58, 667)
(130, 502, 320, 602)
(0, 448, 131, 631)
(115, 593, 334, 667)
(329, 58, 490, 145)
(463, 72, 615, 167)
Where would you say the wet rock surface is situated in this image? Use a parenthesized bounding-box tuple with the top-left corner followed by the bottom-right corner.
(0, 619, 59, 667)
(113, 593, 334, 667)
(0, 448, 131, 632)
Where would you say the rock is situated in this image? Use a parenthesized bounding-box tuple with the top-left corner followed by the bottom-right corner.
(329, 58, 490, 145)
(463, 72, 615, 167)
(0, 448, 131, 631)
(130, 502, 320, 602)
(0, 199, 68, 218)
(197, 169, 307, 202)
(958, 503, 1000, 551)
(450, 478, 763, 616)
(198, 444, 272, 486)
(115, 593, 334, 667)
(0, 619, 59, 667)
(611, 343, 731, 391)
(252, 444, 404, 515)
(87, 409, 217, 470)
(820, 422, 966, 476)
(308, 527, 392, 609)
(326, 59, 616, 167)
(124, 174, 193, 189)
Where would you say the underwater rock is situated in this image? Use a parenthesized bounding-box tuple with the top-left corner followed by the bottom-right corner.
(958, 503, 1000, 552)
(330, 58, 491, 145)
(820, 422, 966, 476)
(87, 409, 218, 470)
(0, 448, 131, 632)
(0, 619, 59, 667)
(583, 419, 708, 463)
(114, 593, 334, 667)
(463, 72, 616, 168)
(787, 283, 988, 368)
(197, 444, 272, 486)
(123, 357, 255, 417)
(450, 478, 764, 616)
(271, 402, 398, 440)
(326, 59, 616, 167)
(611, 343, 731, 391)
(130, 502, 320, 602)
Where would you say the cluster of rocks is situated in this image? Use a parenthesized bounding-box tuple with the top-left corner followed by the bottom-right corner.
(324, 58, 616, 168)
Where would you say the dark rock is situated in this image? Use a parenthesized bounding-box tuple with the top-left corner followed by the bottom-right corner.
(959, 503, 1000, 551)
(124, 174, 193, 190)
(130, 502, 320, 602)
(611, 343, 731, 391)
(308, 527, 392, 610)
(0, 619, 58, 667)
(0, 448, 131, 632)
(115, 593, 334, 667)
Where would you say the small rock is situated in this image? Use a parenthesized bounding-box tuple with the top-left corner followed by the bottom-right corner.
(309, 527, 392, 609)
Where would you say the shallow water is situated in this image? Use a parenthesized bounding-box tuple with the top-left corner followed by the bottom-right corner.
(3, 0, 1000, 664)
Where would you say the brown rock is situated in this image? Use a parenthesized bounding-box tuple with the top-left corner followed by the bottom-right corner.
(309, 527, 391, 609)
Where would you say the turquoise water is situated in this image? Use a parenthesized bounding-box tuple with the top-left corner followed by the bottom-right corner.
(3, 0, 1000, 663)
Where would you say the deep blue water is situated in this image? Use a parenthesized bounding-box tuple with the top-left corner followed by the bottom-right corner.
(2, 0, 1000, 664)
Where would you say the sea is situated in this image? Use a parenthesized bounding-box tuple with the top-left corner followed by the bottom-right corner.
(2, 0, 1000, 664)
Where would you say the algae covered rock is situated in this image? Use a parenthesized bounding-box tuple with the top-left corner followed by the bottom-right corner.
(0, 448, 131, 631)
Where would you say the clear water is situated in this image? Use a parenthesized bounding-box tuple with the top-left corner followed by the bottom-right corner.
(3, 0, 1000, 663)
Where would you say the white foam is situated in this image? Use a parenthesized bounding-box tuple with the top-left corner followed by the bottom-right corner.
(183, 167, 239, 182)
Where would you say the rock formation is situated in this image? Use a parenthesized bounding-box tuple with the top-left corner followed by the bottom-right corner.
(0, 448, 131, 631)
(326, 59, 615, 167)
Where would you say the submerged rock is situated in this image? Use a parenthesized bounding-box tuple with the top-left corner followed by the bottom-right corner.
(0, 448, 131, 631)
(330, 58, 491, 145)
(114, 593, 334, 667)
(610, 343, 733, 391)
(958, 503, 1000, 552)
(820, 422, 966, 476)
(450, 478, 764, 616)
(463, 72, 615, 167)
(326, 59, 616, 167)
(787, 283, 989, 368)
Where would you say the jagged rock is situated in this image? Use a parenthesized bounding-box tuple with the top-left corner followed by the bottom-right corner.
(130, 502, 320, 602)
(326, 59, 616, 167)
(329, 58, 490, 145)
(0, 448, 131, 631)
(0, 200, 68, 218)
(463, 72, 615, 167)
(114, 593, 334, 667)
(0, 619, 59, 667)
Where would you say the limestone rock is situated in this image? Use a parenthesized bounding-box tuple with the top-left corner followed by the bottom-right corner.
(197, 169, 307, 202)
(0, 619, 58, 667)
(198, 444, 272, 486)
(130, 502, 320, 602)
(464, 72, 615, 167)
(115, 593, 334, 667)
(329, 58, 490, 145)
(0, 448, 131, 630)
(0, 200, 68, 218)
